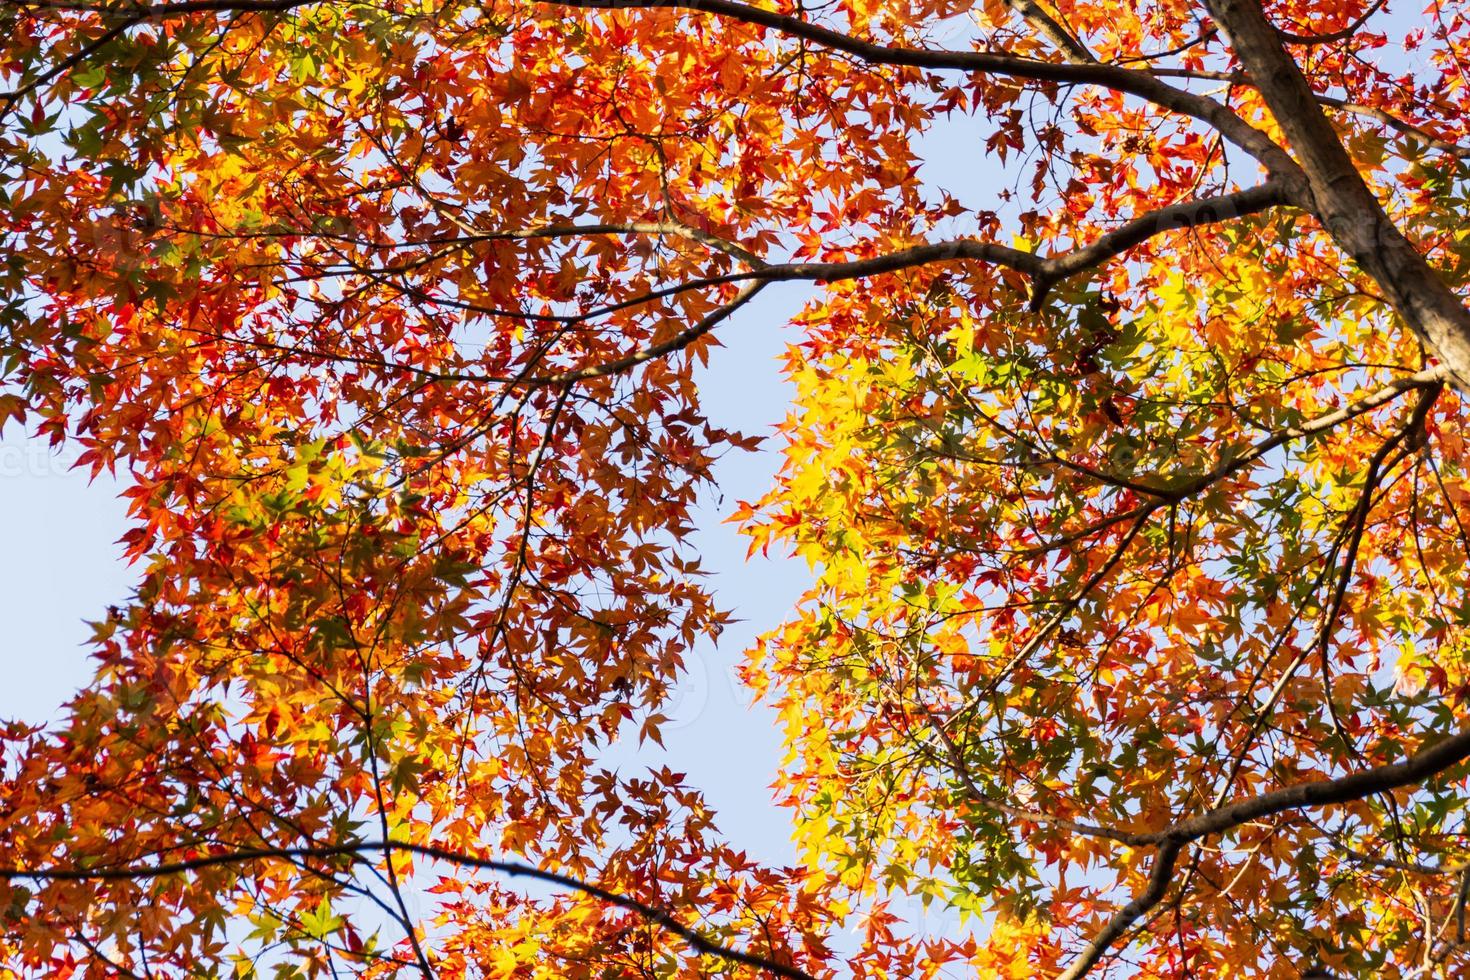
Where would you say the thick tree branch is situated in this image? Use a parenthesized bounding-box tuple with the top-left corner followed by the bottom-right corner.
(354, 181, 1292, 326)
(1001, 0, 1095, 64)
(1153, 728, 1470, 847)
(1026, 179, 1295, 307)
(543, 0, 1299, 174)
(0, 839, 817, 980)
(628, 181, 1290, 320)
(1057, 724, 1470, 979)
(1149, 66, 1470, 157)
(1206, 0, 1470, 392)
(1057, 841, 1183, 980)
(209, 183, 1288, 389)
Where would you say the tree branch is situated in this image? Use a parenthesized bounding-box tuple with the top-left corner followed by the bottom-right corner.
(1057, 841, 1183, 980)
(1026, 179, 1296, 308)
(1275, 0, 1387, 46)
(1057, 724, 1470, 978)
(195, 182, 1288, 390)
(1206, 0, 1470, 392)
(336, 180, 1291, 328)
(1153, 728, 1470, 848)
(0, 840, 817, 980)
(1149, 66, 1470, 158)
(1001, 0, 1095, 64)
(542, 0, 1299, 174)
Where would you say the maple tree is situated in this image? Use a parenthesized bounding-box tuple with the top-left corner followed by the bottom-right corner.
(11, 0, 1470, 975)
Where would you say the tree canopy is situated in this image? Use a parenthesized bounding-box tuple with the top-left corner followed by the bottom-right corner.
(5, 0, 1470, 975)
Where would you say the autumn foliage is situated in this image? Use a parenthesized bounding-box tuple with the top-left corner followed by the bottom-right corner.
(7, 0, 1470, 975)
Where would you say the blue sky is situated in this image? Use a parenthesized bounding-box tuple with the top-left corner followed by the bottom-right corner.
(0, 430, 134, 720)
